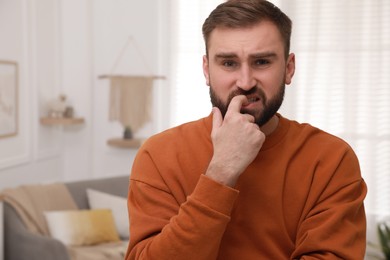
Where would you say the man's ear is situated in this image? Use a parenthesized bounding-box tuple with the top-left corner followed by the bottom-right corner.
(203, 55, 210, 86)
(285, 53, 295, 85)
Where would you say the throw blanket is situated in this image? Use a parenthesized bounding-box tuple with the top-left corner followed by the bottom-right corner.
(0, 183, 78, 235)
(68, 241, 128, 260)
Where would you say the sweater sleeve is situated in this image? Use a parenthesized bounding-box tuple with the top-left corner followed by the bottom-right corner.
(125, 163, 239, 260)
(291, 147, 367, 259)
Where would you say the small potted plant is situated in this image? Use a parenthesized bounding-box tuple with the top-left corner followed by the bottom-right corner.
(378, 222, 390, 259)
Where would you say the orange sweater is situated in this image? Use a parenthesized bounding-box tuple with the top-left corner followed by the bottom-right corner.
(126, 114, 367, 259)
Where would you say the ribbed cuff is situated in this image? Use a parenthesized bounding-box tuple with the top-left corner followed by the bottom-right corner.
(191, 175, 239, 216)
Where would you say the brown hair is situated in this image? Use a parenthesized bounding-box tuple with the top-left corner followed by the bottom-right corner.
(202, 0, 292, 58)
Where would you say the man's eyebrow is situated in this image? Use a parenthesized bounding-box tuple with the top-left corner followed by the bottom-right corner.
(250, 52, 277, 59)
(213, 52, 278, 60)
(214, 53, 238, 60)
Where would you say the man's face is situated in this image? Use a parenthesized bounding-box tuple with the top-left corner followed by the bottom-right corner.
(203, 21, 295, 127)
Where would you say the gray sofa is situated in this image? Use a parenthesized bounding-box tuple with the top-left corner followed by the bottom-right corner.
(4, 175, 129, 260)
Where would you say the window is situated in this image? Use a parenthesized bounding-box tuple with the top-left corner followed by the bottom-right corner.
(169, 0, 223, 127)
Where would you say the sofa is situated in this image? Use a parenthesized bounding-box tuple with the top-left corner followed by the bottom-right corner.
(3, 175, 130, 260)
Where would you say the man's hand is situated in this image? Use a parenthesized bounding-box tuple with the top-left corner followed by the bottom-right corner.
(205, 95, 266, 187)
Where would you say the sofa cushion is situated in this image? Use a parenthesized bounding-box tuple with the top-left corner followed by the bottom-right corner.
(87, 188, 129, 239)
(44, 209, 120, 246)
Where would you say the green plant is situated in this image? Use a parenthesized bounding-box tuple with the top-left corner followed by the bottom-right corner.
(378, 222, 390, 259)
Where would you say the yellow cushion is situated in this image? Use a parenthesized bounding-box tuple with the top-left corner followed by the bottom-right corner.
(86, 189, 129, 239)
(44, 209, 120, 246)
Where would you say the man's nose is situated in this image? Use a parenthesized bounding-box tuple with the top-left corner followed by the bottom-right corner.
(236, 65, 256, 90)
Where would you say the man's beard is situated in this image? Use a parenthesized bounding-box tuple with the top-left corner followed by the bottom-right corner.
(209, 84, 285, 127)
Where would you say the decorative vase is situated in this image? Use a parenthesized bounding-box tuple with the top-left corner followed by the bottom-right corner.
(123, 126, 133, 139)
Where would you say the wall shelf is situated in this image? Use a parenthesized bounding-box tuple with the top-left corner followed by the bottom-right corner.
(40, 117, 85, 126)
(107, 138, 144, 149)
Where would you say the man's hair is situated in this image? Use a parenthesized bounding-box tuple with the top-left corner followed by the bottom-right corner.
(202, 0, 292, 58)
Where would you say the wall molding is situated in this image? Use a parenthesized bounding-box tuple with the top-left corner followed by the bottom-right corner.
(0, 0, 32, 170)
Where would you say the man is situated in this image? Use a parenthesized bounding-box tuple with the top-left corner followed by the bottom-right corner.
(125, 0, 367, 259)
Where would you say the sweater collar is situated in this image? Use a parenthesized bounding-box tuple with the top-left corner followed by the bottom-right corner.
(260, 113, 290, 150)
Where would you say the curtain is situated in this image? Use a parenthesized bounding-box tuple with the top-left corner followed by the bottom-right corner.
(277, 1, 390, 218)
(170, 0, 390, 223)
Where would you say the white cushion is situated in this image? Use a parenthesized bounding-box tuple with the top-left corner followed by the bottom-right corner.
(86, 189, 129, 239)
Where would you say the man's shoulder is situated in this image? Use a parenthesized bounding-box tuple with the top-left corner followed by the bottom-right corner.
(143, 116, 212, 149)
(284, 116, 353, 151)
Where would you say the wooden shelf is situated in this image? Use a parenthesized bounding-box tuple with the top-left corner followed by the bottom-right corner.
(107, 138, 144, 149)
(40, 117, 85, 126)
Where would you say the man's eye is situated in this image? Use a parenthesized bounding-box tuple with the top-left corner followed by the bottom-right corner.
(223, 61, 237, 67)
(255, 59, 270, 66)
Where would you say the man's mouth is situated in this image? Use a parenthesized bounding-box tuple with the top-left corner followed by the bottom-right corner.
(241, 96, 261, 112)
(247, 97, 259, 103)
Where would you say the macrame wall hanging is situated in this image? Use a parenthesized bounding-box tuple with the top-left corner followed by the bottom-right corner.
(99, 36, 165, 139)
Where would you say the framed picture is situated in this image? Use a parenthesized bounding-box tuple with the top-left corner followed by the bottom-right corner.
(0, 60, 18, 138)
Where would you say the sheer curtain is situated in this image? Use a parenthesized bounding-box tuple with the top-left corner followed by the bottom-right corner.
(169, 0, 390, 219)
(277, 1, 390, 219)
(169, 0, 223, 127)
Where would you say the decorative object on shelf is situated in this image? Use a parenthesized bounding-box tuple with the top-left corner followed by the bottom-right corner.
(0, 60, 18, 139)
(64, 106, 74, 118)
(123, 126, 133, 139)
(48, 94, 68, 118)
(41, 94, 84, 126)
(99, 36, 165, 143)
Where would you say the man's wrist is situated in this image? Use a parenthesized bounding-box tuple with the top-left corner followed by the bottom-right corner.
(205, 161, 239, 187)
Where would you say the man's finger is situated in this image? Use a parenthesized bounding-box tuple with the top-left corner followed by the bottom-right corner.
(242, 113, 255, 123)
(225, 95, 248, 116)
(212, 107, 223, 130)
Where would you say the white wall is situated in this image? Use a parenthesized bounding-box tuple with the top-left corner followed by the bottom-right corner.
(0, 0, 170, 188)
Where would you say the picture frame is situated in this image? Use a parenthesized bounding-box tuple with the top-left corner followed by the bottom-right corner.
(0, 60, 18, 138)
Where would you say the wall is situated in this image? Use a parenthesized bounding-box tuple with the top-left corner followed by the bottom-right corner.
(0, 0, 170, 189)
